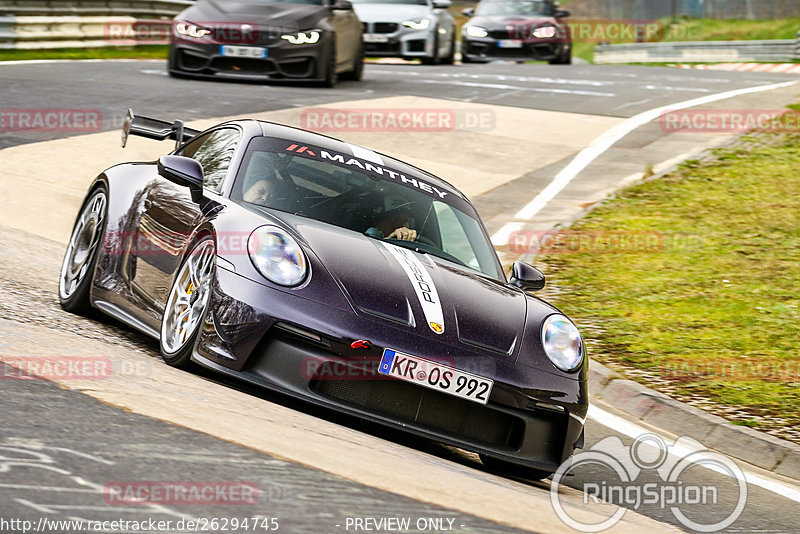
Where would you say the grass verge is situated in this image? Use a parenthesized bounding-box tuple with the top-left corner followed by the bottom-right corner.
(534, 128, 800, 443)
(0, 46, 169, 62)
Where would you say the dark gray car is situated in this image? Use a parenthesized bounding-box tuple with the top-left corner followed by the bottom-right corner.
(169, 0, 364, 86)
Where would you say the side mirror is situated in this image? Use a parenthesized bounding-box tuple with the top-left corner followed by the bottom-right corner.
(509, 261, 545, 292)
(158, 155, 204, 203)
(462, 6, 474, 16)
(433, 0, 451, 8)
(332, 0, 353, 10)
(555, 8, 570, 18)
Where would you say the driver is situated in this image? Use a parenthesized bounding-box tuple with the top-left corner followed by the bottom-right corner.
(365, 206, 417, 241)
(243, 179, 272, 205)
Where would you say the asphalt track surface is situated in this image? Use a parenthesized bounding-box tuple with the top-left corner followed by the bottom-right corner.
(1, 60, 800, 533)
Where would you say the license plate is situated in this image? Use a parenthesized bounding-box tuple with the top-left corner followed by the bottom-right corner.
(378, 349, 493, 405)
(497, 39, 523, 48)
(363, 33, 390, 43)
(220, 45, 267, 58)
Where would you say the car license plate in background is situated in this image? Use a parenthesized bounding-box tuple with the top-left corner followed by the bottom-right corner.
(220, 45, 267, 58)
(497, 39, 523, 48)
(378, 349, 493, 405)
(363, 33, 390, 43)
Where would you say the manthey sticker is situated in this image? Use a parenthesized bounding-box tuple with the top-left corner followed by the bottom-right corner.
(382, 243, 444, 335)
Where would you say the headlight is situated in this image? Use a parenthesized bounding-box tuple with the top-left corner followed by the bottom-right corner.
(542, 314, 584, 372)
(280, 31, 320, 44)
(532, 25, 557, 38)
(465, 26, 488, 38)
(402, 18, 431, 30)
(248, 226, 308, 286)
(174, 21, 211, 39)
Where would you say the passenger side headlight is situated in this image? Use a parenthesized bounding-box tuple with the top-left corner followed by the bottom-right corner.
(248, 226, 308, 286)
(175, 21, 212, 39)
(402, 18, 431, 30)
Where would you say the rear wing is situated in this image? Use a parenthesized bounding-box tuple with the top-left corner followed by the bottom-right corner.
(121, 109, 201, 150)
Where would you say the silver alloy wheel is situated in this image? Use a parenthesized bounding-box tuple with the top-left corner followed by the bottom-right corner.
(59, 190, 107, 300)
(161, 239, 216, 355)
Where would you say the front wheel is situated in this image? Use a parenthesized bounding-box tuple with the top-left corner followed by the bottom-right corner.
(322, 40, 338, 87)
(480, 454, 552, 481)
(440, 33, 455, 65)
(341, 42, 364, 81)
(59, 186, 108, 315)
(160, 236, 216, 368)
(420, 32, 440, 65)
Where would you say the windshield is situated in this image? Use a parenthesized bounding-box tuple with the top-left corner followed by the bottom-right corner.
(351, 0, 429, 5)
(475, 0, 552, 16)
(233, 137, 502, 279)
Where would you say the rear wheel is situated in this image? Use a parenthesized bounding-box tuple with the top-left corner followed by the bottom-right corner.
(160, 236, 216, 368)
(59, 186, 107, 315)
(480, 454, 552, 481)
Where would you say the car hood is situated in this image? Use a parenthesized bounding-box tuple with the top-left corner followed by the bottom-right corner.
(468, 14, 557, 30)
(181, 0, 330, 29)
(353, 3, 430, 23)
(281, 214, 548, 358)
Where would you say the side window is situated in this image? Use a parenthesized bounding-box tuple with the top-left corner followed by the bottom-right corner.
(179, 128, 240, 192)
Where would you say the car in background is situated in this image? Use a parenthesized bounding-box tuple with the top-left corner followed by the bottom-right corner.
(461, 0, 571, 64)
(351, 0, 455, 64)
(168, 0, 364, 86)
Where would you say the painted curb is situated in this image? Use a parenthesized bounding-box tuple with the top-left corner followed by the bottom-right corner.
(588, 361, 800, 480)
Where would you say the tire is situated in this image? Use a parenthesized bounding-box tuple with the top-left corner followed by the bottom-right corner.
(341, 42, 364, 81)
(420, 32, 440, 65)
(440, 33, 455, 65)
(322, 39, 338, 87)
(549, 44, 572, 65)
(58, 186, 108, 315)
(159, 236, 216, 368)
(480, 454, 553, 481)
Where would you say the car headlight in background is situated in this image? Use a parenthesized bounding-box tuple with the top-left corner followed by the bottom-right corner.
(532, 25, 557, 38)
(542, 314, 584, 372)
(175, 21, 212, 39)
(465, 26, 488, 38)
(402, 18, 431, 30)
(248, 226, 308, 286)
(280, 31, 320, 44)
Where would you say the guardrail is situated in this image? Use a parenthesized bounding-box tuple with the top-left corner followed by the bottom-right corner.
(0, 0, 192, 49)
(595, 38, 800, 64)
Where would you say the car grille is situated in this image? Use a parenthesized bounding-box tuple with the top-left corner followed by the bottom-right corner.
(373, 22, 399, 34)
(489, 29, 511, 40)
(311, 378, 524, 449)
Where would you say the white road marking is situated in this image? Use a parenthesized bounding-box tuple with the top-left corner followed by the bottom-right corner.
(420, 79, 615, 97)
(589, 405, 800, 503)
(491, 79, 798, 245)
(368, 69, 614, 87)
(0, 59, 162, 66)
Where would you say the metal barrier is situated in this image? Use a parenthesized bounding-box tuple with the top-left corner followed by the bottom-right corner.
(0, 0, 191, 48)
(594, 39, 799, 64)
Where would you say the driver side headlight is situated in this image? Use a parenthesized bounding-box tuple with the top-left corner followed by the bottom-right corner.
(465, 26, 488, 38)
(532, 25, 557, 38)
(174, 21, 212, 39)
(280, 30, 321, 44)
(542, 314, 584, 372)
(248, 226, 308, 286)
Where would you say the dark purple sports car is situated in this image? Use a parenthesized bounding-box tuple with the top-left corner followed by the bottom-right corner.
(59, 110, 587, 479)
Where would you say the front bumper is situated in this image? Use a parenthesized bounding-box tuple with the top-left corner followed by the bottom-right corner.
(462, 36, 564, 62)
(168, 36, 329, 81)
(361, 23, 435, 59)
(195, 267, 588, 472)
